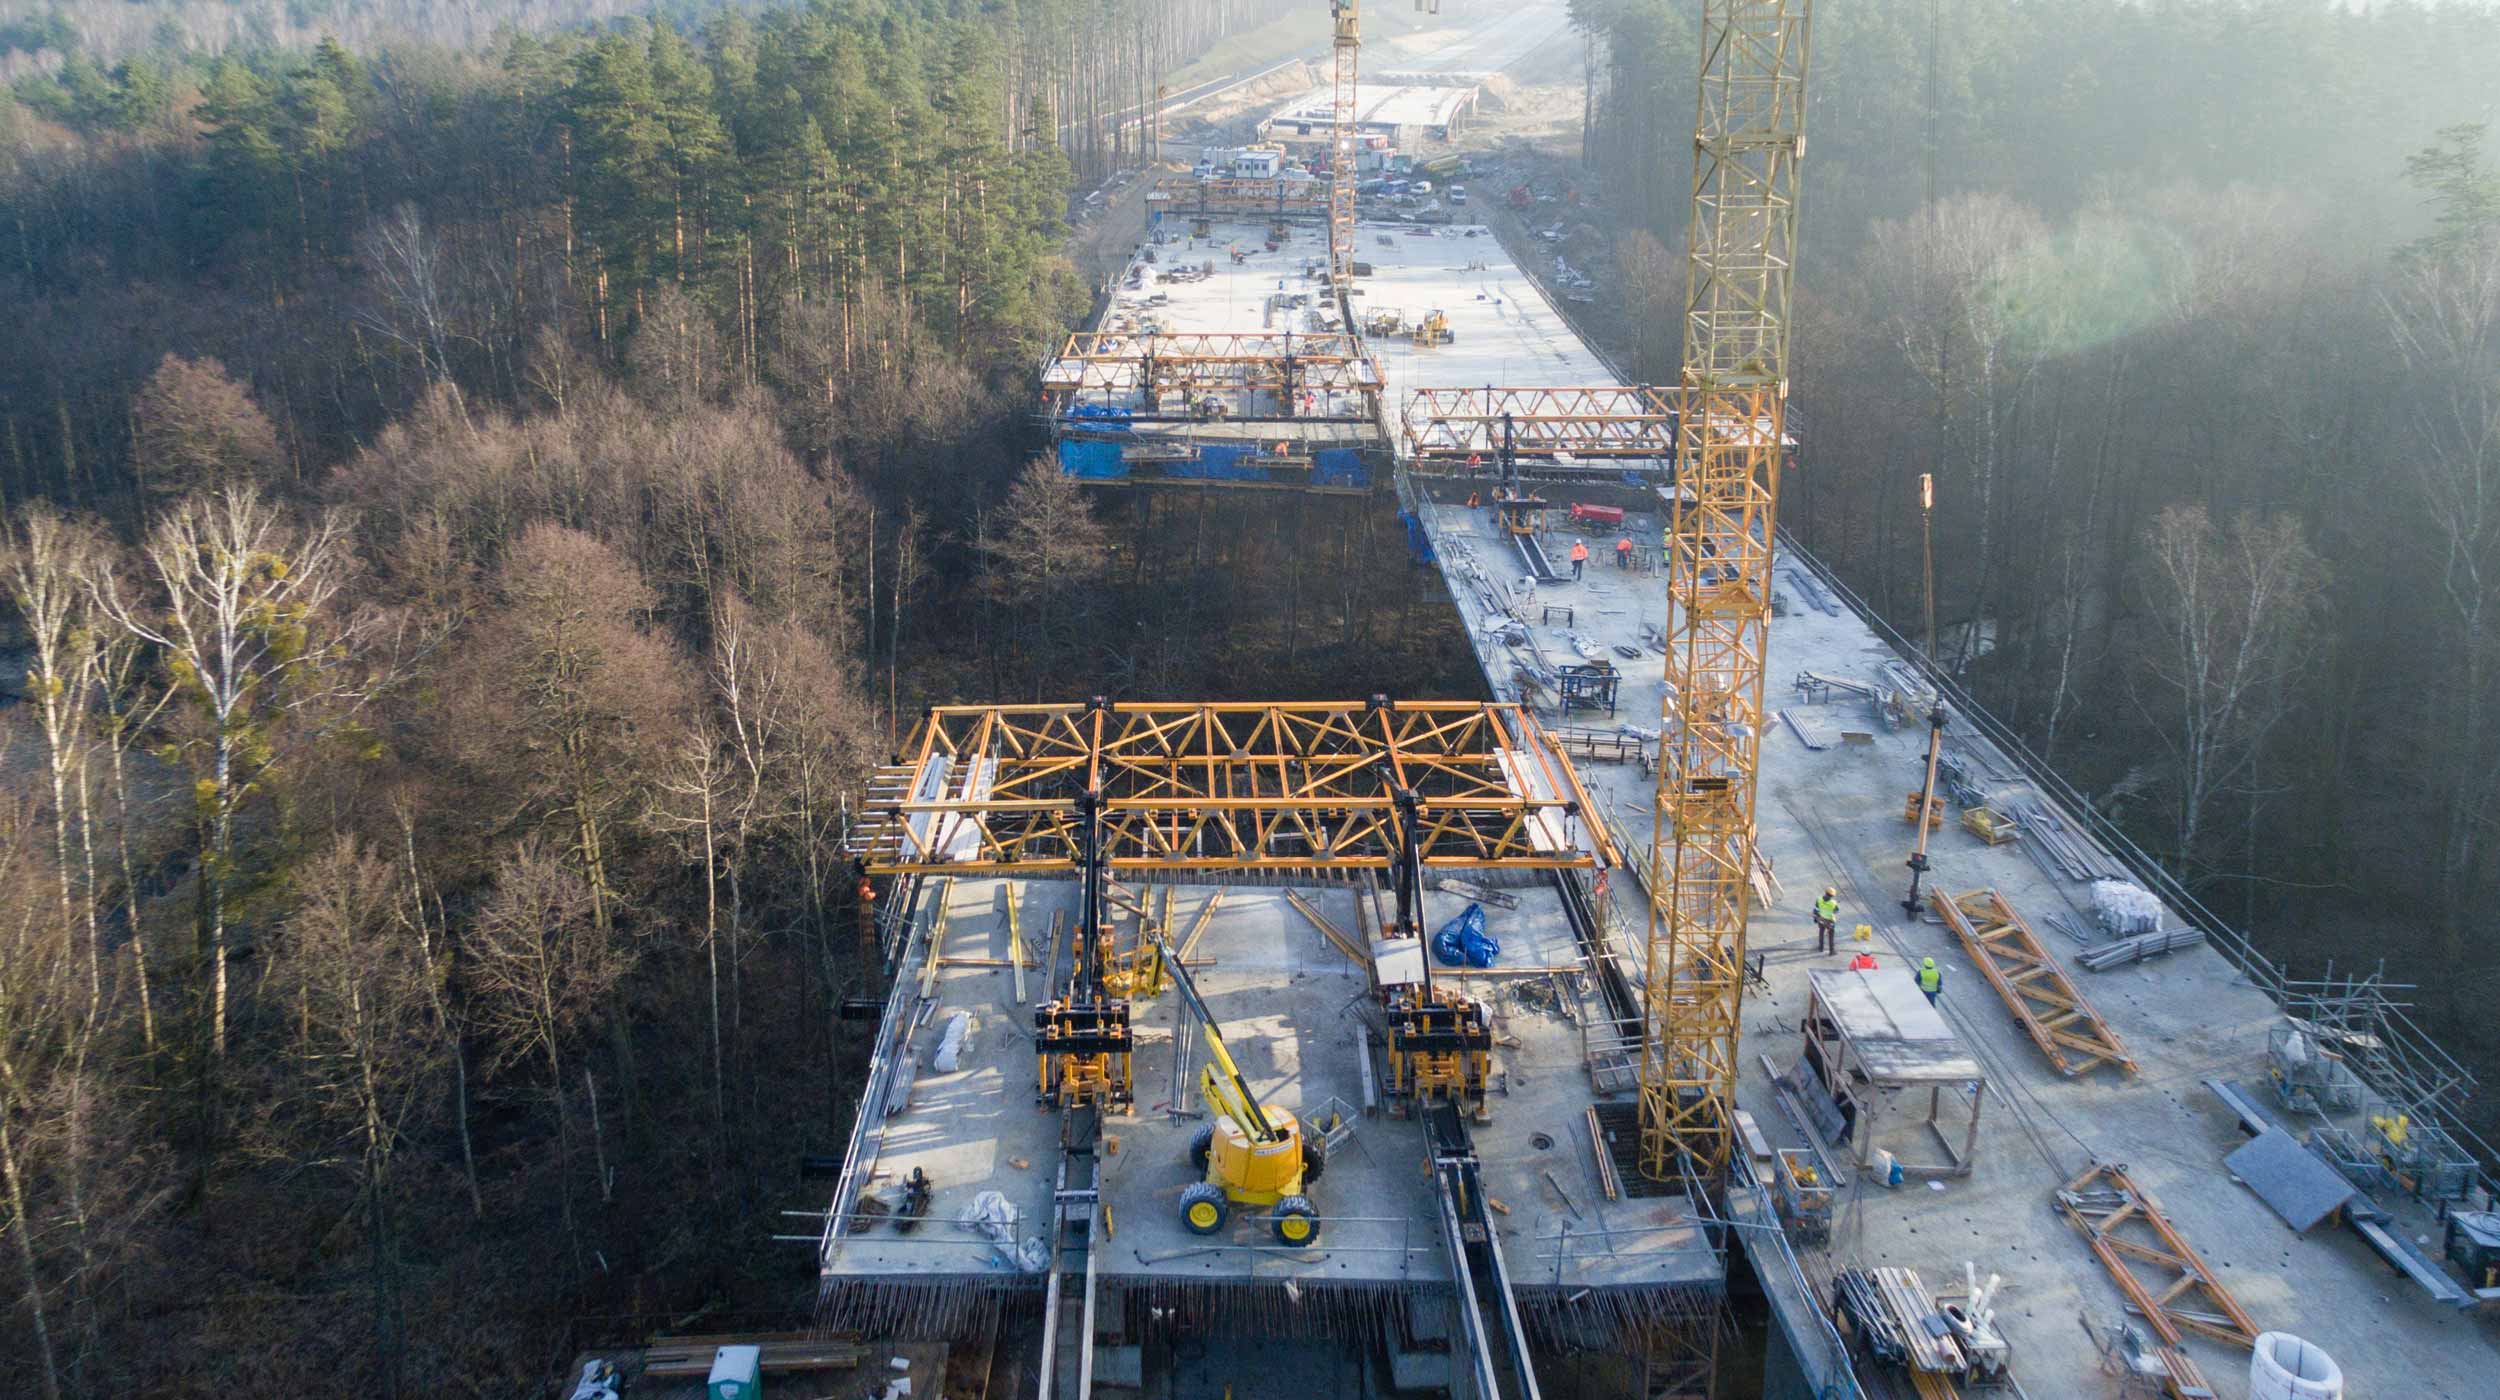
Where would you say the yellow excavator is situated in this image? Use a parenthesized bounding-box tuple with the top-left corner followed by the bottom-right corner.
(1155, 936, 1326, 1244)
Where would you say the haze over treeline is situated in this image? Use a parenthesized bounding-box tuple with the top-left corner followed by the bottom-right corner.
(0, 0, 2492, 1394)
(1576, 0, 2500, 1118)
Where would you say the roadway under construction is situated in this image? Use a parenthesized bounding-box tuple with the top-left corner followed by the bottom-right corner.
(805, 1, 2500, 1397)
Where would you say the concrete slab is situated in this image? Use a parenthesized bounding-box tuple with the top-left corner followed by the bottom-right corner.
(822, 877, 1719, 1308)
(1396, 318, 2500, 1393)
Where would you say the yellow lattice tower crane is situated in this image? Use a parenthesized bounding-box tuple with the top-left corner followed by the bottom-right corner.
(1329, 1, 1360, 295)
(1641, 0, 1815, 1186)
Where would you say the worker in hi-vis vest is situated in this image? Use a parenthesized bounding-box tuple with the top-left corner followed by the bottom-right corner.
(1919, 957, 1944, 1006)
(1813, 887, 1840, 955)
(1569, 539, 1590, 580)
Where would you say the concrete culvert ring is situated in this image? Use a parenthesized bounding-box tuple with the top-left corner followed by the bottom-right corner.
(1531, 1132, 1554, 1150)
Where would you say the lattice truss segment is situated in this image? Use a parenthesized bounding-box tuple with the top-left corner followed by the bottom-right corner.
(1041, 332, 1384, 398)
(2056, 1160, 2262, 1350)
(1932, 888, 2139, 1079)
(1400, 387, 1679, 458)
(853, 700, 1618, 875)
(1643, 0, 1813, 1186)
(1330, 0, 1361, 285)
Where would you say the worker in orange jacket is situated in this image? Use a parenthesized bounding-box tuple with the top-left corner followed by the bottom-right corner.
(1569, 539, 1589, 580)
(1615, 537, 1634, 569)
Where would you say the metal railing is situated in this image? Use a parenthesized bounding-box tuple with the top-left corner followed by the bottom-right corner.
(1778, 534, 2500, 1198)
(1726, 1152, 1865, 1400)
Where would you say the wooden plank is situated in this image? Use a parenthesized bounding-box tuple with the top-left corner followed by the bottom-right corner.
(918, 876, 955, 1001)
(1934, 888, 2137, 1079)
(2054, 1161, 2259, 1350)
(1284, 889, 1373, 973)
(1175, 890, 1226, 962)
(1007, 883, 1027, 1003)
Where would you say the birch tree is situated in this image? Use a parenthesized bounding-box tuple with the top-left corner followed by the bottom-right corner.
(85, 485, 361, 1069)
(2132, 505, 2328, 873)
(3, 510, 102, 1010)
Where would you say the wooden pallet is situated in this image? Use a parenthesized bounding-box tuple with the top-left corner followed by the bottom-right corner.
(1933, 889, 2138, 1079)
(2054, 1161, 2260, 1350)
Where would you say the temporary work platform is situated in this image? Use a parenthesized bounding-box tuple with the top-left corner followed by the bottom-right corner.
(1796, 969, 1985, 1179)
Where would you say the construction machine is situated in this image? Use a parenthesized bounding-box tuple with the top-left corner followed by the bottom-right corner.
(1377, 774, 1498, 1121)
(1156, 935, 1327, 1245)
(1413, 308, 1452, 347)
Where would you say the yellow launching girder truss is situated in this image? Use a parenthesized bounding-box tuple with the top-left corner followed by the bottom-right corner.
(852, 700, 1616, 876)
(1400, 386, 1679, 459)
(1643, 0, 1813, 1186)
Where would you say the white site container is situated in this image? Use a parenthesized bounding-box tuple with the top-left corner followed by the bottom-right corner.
(2249, 1333, 2343, 1400)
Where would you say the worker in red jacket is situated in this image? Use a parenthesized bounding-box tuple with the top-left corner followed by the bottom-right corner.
(1569, 539, 1590, 580)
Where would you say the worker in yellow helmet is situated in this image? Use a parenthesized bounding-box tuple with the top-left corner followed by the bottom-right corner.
(1918, 956, 1944, 1006)
(1813, 887, 1839, 955)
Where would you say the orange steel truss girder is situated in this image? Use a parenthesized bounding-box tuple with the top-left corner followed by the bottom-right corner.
(853, 701, 1617, 875)
(1331, 1, 1361, 285)
(1401, 386, 1678, 457)
(1643, 0, 1813, 1187)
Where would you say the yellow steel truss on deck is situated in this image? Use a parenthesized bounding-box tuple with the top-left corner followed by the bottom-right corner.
(852, 700, 1617, 876)
(1643, 0, 1814, 1186)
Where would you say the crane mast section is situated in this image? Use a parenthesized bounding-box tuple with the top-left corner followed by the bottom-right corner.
(1331, 1, 1361, 288)
(1643, 0, 1812, 1185)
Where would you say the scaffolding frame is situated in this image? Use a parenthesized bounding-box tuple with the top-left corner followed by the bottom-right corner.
(853, 699, 1619, 876)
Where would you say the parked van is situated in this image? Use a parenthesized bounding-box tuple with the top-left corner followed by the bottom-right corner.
(1449, 185, 1468, 205)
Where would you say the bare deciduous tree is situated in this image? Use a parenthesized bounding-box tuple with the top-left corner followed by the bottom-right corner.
(85, 486, 362, 1068)
(130, 355, 285, 507)
(357, 202, 463, 387)
(466, 840, 630, 1271)
(2132, 505, 2328, 873)
(2385, 236, 2500, 950)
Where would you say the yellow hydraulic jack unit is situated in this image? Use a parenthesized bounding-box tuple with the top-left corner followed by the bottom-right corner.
(1034, 786, 1135, 1111)
(1379, 781, 1496, 1122)
(1489, 413, 1548, 541)
(1157, 936, 1325, 1245)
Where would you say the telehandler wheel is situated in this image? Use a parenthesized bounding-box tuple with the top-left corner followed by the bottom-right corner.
(1300, 1130, 1327, 1184)
(1189, 1123, 1216, 1174)
(1272, 1195, 1321, 1247)
(1180, 1182, 1229, 1236)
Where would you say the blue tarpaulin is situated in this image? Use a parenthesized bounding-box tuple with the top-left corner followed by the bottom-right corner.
(1430, 903, 1499, 968)
(1398, 509, 1435, 564)
(1055, 438, 1371, 489)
